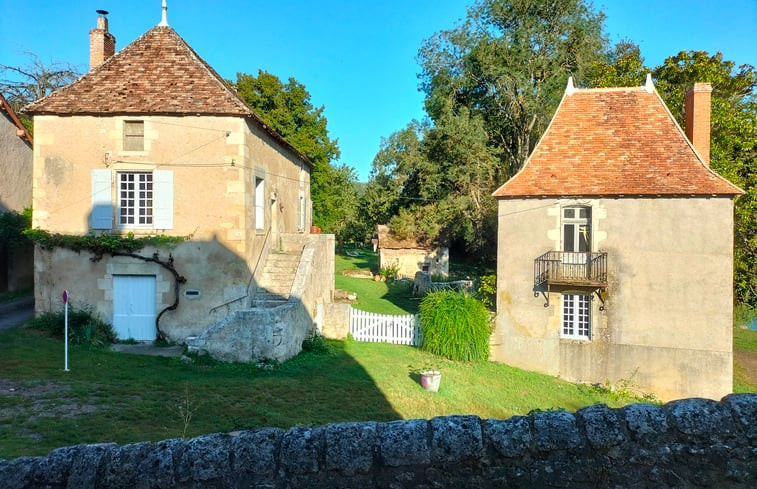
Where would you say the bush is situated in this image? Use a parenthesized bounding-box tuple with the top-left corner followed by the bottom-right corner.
(27, 304, 116, 348)
(477, 274, 497, 311)
(419, 290, 491, 362)
(301, 332, 333, 355)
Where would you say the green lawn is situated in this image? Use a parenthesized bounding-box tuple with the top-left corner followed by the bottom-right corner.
(0, 325, 646, 459)
(734, 325, 757, 393)
(335, 250, 420, 314)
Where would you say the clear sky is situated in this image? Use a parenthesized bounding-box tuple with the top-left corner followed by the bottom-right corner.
(1, 1, 755, 181)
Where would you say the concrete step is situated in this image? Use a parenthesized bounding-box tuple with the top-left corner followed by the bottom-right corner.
(252, 299, 289, 308)
(257, 284, 292, 295)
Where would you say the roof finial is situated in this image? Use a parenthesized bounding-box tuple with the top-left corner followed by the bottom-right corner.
(565, 76, 576, 96)
(158, 0, 169, 26)
(644, 73, 654, 93)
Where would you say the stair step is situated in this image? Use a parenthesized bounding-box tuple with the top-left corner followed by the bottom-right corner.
(252, 299, 289, 308)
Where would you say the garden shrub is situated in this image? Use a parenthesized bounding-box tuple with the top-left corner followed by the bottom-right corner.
(419, 290, 491, 362)
(27, 304, 116, 348)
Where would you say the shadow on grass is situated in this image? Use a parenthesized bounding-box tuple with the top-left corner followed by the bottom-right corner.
(0, 327, 403, 458)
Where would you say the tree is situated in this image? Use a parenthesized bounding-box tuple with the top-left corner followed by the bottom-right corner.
(588, 40, 648, 88)
(233, 70, 358, 239)
(653, 51, 757, 307)
(367, 0, 608, 257)
(0, 51, 81, 131)
(418, 0, 607, 178)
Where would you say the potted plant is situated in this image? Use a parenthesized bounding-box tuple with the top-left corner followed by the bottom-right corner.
(419, 363, 442, 392)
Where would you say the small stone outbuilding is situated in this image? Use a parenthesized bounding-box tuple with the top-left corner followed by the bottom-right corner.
(377, 224, 448, 279)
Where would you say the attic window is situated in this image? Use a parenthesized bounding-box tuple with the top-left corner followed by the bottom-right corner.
(123, 120, 144, 151)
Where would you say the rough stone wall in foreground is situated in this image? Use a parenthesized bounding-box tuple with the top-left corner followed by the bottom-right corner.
(1, 395, 755, 488)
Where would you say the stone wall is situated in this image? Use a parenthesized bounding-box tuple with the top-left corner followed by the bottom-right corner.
(2, 395, 754, 488)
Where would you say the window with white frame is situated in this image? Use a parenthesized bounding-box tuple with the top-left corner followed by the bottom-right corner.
(123, 120, 145, 151)
(562, 206, 591, 252)
(90, 169, 173, 230)
(119, 172, 153, 226)
(562, 293, 591, 340)
(255, 176, 265, 231)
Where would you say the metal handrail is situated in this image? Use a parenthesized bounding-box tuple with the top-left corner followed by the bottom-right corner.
(209, 226, 272, 313)
(534, 250, 607, 287)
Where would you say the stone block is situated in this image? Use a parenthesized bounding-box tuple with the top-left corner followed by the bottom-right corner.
(533, 411, 582, 451)
(325, 422, 378, 474)
(430, 415, 483, 463)
(484, 416, 531, 458)
(379, 419, 430, 467)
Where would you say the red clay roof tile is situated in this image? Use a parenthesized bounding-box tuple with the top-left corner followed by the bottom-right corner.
(492, 85, 741, 197)
(25, 26, 251, 116)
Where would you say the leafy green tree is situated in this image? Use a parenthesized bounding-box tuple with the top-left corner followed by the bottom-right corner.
(234, 70, 358, 238)
(419, 0, 607, 177)
(367, 0, 608, 257)
(653, 51, 757, 307)
(588, 40, 649, 88)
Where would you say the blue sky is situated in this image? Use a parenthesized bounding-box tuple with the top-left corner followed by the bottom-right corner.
(1, 1, 755, 181)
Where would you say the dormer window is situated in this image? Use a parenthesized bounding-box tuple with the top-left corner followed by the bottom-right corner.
(123, 120, 144, 151)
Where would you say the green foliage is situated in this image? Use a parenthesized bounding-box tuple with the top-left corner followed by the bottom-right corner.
(0, 208, 32, 252)
(24, 229, 187, 258)
(365, 0, 608, 258)
(379, 263, 400, 281)
(477, 274, 497, 311)
(653, 51, 757, 307)
(419, 290, 491, 362)
(588, 40, 649, 88)
(301, 332, 334, 355)
(234, 70, 360, 240)
(27, 304, 116, 348)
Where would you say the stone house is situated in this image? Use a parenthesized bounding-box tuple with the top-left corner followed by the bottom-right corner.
(377, 224, 449, 279)
(491, 76, 742, 401)
(24, 10, 333, 362)
(0, 93, 34, 293)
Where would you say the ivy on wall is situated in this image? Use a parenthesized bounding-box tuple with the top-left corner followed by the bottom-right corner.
(25, 228, 191, 342)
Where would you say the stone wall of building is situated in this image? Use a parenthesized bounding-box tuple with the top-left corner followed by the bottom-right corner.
(2, 395, 755, 488)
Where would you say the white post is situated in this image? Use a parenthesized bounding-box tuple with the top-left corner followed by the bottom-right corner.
(63, 290, 70, 372)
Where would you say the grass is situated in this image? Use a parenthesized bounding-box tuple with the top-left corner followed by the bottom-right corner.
(335, 250, 420, 314)
(734, 325, 757, 393)
(0, 325, 647, 459)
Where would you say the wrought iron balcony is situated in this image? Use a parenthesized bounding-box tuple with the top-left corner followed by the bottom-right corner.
(534, 251, 608, 288)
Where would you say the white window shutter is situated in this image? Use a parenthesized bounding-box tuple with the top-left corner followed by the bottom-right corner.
(90, 169, 113, 229)
(153, 170, 173, 229)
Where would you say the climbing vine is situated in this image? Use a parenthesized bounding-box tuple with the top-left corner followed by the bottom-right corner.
(25, 228, 190, 341)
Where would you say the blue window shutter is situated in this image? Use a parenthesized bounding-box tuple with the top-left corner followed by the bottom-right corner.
(153, 170, 173, 229)
(90, 169, 113, 229)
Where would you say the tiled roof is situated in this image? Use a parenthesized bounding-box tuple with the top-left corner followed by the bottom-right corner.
(492, 83, 741, 197)
(24, 25, 311, 167)
(25, 26, 251, 116)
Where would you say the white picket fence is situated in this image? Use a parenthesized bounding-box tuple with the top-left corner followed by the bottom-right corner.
(349, 306, 421, 346)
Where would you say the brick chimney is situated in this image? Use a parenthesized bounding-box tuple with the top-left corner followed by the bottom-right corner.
(89, 10, 115, 71)
(684, 82, 712, 166)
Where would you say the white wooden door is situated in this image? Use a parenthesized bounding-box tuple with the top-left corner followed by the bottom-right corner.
(113, 275, 156, 341)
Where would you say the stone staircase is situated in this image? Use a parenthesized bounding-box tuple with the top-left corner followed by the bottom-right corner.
(252, 247, 303, 307)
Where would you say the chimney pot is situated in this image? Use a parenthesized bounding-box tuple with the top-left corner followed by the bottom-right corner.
(89, 10, 116, 71)
(685, 82, 712, 166)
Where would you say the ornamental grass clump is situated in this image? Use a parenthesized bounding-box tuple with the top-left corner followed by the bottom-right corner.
(419, 290, 491, 362)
